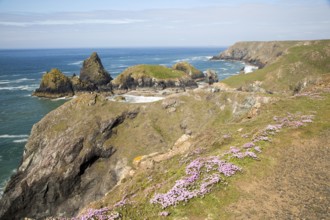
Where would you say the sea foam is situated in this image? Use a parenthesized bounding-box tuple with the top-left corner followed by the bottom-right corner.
(68, 60, 83, 66)
(0, 134, 29, 138)
(13, 139, 28, 143)
(244, 65, 259, 73)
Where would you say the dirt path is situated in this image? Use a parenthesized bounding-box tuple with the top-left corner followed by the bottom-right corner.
(227, 130, 330, 219)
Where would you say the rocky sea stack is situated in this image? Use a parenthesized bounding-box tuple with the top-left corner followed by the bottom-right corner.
(80, 52, 112, 86)
(32, 68, 74, 98)
(33, 52, 113, 98)
(111, 64, 198, 90)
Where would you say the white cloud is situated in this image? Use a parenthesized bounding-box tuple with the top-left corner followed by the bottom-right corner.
(0, 19, 145, 27)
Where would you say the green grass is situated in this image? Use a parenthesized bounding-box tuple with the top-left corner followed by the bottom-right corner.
(113, 65, 187, 85)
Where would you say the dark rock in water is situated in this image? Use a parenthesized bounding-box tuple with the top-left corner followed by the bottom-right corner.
(32, 68, 74, 98)
(204, 69, 219, 85)
(80, 52, 112, 86)
(111, 64, 197, 90)
(172, 62, 205, 80)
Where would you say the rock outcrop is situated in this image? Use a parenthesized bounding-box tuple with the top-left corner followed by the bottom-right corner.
(80, 52, 112, 86)
(32, 68, 74, 98)
(204, 69, 219, 85)
(172, 62, 205, 80)
(111, 64, 197, 90)
(211, 41, 297, 68)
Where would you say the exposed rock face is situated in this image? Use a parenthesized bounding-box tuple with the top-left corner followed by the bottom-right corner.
(0, 94, 139, 219)
(172, 62, 205, 80)
(111, 64, 197, 90)
(80, 52, 112, 86)
(32, 68, 74, 98)
(211, 41, 297, 67)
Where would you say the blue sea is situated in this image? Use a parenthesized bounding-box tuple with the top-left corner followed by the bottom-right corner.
(0, 47, 244, 197)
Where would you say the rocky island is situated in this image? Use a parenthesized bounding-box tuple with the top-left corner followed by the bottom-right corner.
(1, 40, 329, 220)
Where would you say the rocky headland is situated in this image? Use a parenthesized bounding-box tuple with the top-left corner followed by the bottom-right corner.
(1, 40, 330, 220)
(211, 41, 298, 68)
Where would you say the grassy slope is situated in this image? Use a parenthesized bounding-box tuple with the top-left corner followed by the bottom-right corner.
(112, 65, 188, 85)
(222, 40, 330, 93)
(77, 41, 330, 219)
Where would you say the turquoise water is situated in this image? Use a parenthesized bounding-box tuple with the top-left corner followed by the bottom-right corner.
(0, 48, 244, 196)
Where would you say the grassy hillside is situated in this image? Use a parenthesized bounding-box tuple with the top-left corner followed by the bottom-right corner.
(222, 40, 330, 94)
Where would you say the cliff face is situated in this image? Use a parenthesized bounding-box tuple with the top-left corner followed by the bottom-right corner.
(211, 41, 298, 67)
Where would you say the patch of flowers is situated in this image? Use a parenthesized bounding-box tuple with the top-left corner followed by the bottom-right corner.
(150, 156, 241, 208)
(151, 113, 316, 212)
(74, 208, 120, 220)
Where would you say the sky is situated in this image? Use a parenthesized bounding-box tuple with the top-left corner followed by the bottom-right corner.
(0, 0, 329, 48)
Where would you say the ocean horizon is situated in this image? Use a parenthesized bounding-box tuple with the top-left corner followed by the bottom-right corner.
(0, 47, 245, 197)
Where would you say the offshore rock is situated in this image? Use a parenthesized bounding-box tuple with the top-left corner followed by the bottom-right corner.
(32, 68, 74, 98)
(80, 52, 112, 86)
(111, 64, 197, 90)
(172, 62, 205, 80)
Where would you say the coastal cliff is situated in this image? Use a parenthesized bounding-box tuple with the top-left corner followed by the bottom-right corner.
(211, 41, 298, 67)
(1, 40, 330, 219)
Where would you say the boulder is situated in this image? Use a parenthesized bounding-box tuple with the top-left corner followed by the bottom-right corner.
(204, 69, 219, 85)
(33, 68, 74, 98)
(172, 62, 205, 80)
(80, 52, 112, 86)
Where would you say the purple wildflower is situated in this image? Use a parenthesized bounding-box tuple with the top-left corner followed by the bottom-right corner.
(243, 142, 255, 149)
(229, 146, 240, 154)
(244, 151, 258, 159)
(159, 211, 170, 216)
(254, 146, 262, 153)
(150, 157, 241, 208)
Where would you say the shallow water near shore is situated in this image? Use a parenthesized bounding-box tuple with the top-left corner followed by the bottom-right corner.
(0, 47, 245, 197)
